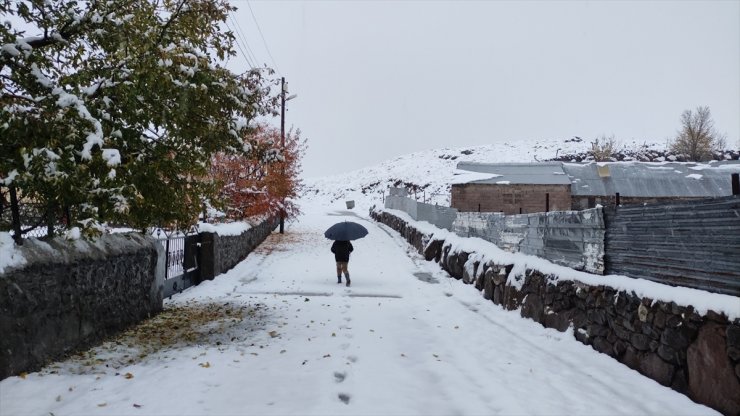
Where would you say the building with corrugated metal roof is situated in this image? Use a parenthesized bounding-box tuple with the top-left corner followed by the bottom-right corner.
(452, 161, 740, 213)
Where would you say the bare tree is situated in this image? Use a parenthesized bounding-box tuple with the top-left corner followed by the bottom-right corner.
(590, 135, 618, 161)
(670, 106, 726, 161)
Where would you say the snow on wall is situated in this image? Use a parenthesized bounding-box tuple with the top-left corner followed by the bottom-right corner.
(0, 233, 165, 379)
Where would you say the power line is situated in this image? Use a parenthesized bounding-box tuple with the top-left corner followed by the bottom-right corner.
(224, 19, 255, 69)
(229, 12, 260, 69)
(245, 0, 281, 75)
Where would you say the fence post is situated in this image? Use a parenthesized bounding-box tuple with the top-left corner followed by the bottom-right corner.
(478, 203, 481, 213)
(9, 186, 22, 245)
(616, 192, 620, 207)
(545, 193, 550, 212)
(732, 173, 740, 195)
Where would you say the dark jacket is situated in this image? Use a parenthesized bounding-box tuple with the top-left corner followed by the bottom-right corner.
(331, 240, 354, 262)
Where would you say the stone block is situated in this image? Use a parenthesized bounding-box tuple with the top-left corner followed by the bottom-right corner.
(638, 352, 675, 387)
(687, 322, 740, 416)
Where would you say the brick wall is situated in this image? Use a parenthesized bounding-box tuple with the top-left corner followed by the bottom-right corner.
(451, 183, 571, 214)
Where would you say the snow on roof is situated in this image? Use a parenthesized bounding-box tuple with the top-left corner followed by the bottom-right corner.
(453, 160, 740, 197)
(454, 162, 571, 185)
(563, 161, 740, 197)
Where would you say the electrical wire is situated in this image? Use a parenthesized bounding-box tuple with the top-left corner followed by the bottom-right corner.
(224, 19, 255, 69)
(229, 12, 260, 69)
(245, 0, 281, 75)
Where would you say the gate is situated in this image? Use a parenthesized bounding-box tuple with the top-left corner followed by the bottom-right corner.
(157, 232, 201, 298)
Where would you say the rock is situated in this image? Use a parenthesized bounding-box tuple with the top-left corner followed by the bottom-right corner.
(593, 337, 612, 355)
(631, 333, 651, 351)
(423, 239, 443, 262)
(621, 346, 640, 370)
(493, 285, 503, 305)
(492, 268, 507, 286)
(727, 325, 740, 349)
(587, 309, 607, 326)
(671, 369, 688, 394)
(654, 309, 666, 329)
(687, 322, 740, 416)
(543, 311, 570, 332)
(613, 340, 627, 357)
(727, 346, 740, 362)
(638, 303, 648, 322)
(657, 344, 676, 363)
(521, 293, 544, 324)
(587, 324, 609, 338)
(483, 272, 493, 301)
(665, 314, 682, 329)
(661, 327, 693, 350)
(638, 352, 675, 387)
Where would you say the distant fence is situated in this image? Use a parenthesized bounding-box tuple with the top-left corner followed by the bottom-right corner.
(385, 188, 458, 230)
(453, 209, 604, 274)
(603, 196, 740, 296)
(385, 188, 740, 296)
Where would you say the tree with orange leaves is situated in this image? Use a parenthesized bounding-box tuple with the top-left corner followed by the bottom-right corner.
(209, 123, 304, 221)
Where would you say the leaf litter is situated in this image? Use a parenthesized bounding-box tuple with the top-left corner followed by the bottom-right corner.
(40, 301, 273, 375)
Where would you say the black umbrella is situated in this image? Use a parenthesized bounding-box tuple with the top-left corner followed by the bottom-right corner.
(324, 221, 369, 241)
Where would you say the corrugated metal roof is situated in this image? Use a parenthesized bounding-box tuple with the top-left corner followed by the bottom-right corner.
(455, 162, 571, 185)
(563, 161, 740, 197)
(455, 160, 740, 197)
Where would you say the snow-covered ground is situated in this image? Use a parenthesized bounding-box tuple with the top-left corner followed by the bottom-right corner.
(0, 200, 719, 415)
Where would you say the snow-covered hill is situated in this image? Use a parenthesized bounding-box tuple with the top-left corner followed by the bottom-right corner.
(301, 137, 666, 212)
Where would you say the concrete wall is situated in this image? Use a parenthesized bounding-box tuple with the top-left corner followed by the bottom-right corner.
(385, 194, 458, 231)
(0, 233, 164, 379)
(371, 208, 740, 416)
(453, 209, 605, 274)
(451, 183, 571, 214)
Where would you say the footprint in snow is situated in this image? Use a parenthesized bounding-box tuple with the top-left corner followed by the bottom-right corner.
(338, 393, 351, 404)
(333, 371, 346, 382)
(347, 355, 358, 363)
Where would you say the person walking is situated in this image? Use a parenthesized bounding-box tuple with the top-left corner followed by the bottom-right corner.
(331, 240, 353, 287)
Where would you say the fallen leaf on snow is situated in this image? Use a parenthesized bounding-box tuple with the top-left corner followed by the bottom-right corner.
(97, 403, 107, 407)
(268, 331, 278, 338)
(18, 372, 27, 379)
(124, 373, 134, 379)
(199, 362, 211, 368)
(133, 404, 142, 408)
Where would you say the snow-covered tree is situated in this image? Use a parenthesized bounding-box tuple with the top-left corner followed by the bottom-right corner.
(1, 0, 279, 239)
(209, 123, 304, 221)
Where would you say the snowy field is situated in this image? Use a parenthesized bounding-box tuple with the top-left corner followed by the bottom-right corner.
(0, 199, 719, 415)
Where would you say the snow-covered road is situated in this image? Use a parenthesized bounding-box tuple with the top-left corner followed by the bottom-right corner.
(0, 205, 718, 415)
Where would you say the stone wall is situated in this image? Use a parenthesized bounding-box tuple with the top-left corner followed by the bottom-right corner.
(451, 183, 571, 214)
(453, 208, 605, 274)
(200, 217, 278, 280)
(371, 208, 740, 416)
(0, 233, 164, 380)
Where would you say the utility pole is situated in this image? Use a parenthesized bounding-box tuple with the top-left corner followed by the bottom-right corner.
(279, 76, 286, 234)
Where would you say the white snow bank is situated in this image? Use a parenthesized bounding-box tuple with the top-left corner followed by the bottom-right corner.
(197, 222, 251, 236)
(380, 208, 740, 320)
(0, 232, 26, 274)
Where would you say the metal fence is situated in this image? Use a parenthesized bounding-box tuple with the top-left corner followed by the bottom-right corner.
(603, 196, 740, 296)
(154, 229, 201, 298)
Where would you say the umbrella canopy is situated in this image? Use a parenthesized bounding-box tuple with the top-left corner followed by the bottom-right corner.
(324, 221, 369, 241)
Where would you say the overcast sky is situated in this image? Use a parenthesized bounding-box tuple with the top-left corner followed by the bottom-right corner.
(228, 0, 740, 178)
